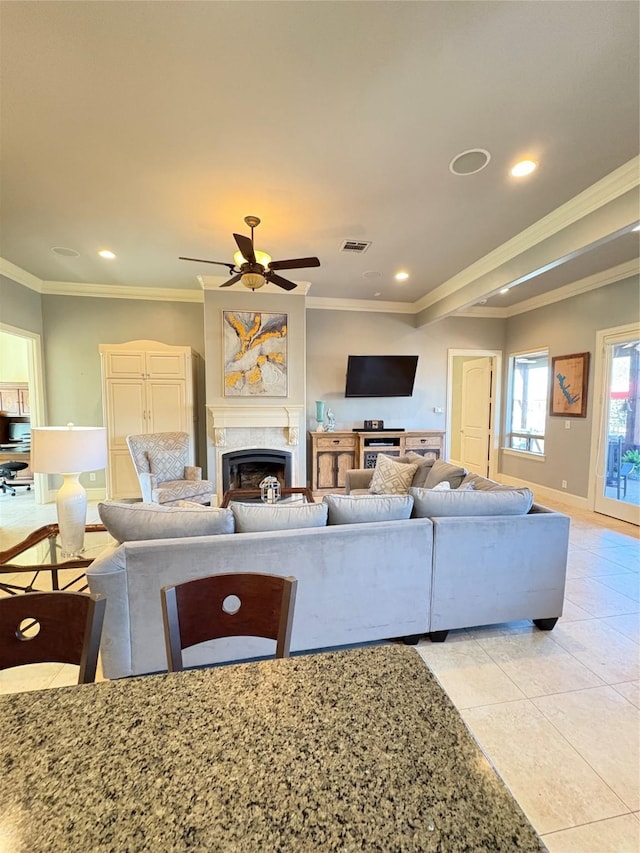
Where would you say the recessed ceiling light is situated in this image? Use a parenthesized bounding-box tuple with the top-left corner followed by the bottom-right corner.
(499, 287, 510, 294)
(51, 246, 80, 257)
(98, 249, 116, 259)
(394, 271, 409, 281)
(511, 160, 537, 177)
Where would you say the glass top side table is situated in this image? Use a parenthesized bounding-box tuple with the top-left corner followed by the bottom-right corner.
(0, 524, 114, 595)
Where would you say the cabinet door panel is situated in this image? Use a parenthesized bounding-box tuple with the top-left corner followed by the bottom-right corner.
(146, 353, 186, 379)
(316, 452, 337, 490)
(107, 381, 146, 447)
(104, 352, 145, 378)
(336, 451, 356, 487)
(147, 381, 187, 434)
(109, 449, 141, 500)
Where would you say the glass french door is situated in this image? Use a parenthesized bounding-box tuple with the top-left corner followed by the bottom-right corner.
(593, 323, 640, 525)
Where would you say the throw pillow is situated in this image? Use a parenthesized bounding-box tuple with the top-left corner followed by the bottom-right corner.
(403, 451, 436, 488)
(323, 493, 414, 525)
(98, 501, 235, 543)
(369, 453, 419, 495)
(230, 501, 328, 533)
(423, 459, 467, 490)
(431, 481, 450, 491)
(409, 486, 534, 517)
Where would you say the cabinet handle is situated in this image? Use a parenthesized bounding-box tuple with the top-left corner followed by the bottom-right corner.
(332, 439, 339, 444)
(420, 438, 426, 443)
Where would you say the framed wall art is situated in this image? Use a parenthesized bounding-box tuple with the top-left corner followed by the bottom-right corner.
(223, 310, 288, 397)
(549, 351, 590, 418)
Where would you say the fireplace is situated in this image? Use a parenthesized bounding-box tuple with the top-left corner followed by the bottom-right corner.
(222, 449, 293, 493)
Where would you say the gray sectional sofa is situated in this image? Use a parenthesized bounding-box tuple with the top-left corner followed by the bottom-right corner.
(87, 462, 570, 679)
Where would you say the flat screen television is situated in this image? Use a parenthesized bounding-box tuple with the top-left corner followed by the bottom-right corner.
(345, 355, 418, 397)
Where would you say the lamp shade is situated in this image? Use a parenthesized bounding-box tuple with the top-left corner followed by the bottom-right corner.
(31, 425, 107, 474)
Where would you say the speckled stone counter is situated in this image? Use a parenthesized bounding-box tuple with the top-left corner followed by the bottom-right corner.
(0, 645, 546, 852)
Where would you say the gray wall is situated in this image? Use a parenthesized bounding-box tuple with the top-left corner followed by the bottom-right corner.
(40, 294, 206, 487)
(306, 310, 506, 433)
(1, 275, 43, 333)
(501, 275, 639, 497)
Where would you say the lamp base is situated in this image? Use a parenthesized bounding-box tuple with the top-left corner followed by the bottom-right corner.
(56, 473, 87, 557)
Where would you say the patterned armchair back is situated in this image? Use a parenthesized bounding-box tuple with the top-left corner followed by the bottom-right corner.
(126, 432, 190, 484)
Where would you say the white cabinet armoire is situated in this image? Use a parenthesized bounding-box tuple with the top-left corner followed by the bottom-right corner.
(99, 340, 199, 499)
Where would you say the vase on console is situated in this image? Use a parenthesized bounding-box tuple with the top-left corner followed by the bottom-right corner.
(315, 401, 326, 432)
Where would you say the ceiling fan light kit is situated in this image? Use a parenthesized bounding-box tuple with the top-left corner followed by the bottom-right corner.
(179, 215, 320, 292)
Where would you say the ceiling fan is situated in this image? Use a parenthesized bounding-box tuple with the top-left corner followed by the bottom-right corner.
(179, 215, 320, 291)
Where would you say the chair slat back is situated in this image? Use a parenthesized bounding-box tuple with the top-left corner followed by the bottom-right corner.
(0, 592, 106, 684)
(161, 572, 297, 671)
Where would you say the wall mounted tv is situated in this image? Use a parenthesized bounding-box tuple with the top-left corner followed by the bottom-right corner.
(345, 355, 419, 397)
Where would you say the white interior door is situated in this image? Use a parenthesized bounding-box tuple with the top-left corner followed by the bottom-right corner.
(460, 357, 493, 476)
(592, 323, 640, 525)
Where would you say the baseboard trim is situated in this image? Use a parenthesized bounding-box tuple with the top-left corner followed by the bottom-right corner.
(498, 474, 589, 510)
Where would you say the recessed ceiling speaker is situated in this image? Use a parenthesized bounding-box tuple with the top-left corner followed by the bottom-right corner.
(449, 149, 491, 176)
(51, 246, 80, 257)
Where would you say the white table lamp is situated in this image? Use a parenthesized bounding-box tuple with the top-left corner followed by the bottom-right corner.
(31, 424, 107, 557)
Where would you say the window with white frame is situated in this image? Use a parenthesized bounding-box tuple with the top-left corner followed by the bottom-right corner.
(506, 350, 549, 454)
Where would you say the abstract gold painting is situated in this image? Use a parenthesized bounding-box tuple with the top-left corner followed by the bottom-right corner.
(223, 311, 288, 397)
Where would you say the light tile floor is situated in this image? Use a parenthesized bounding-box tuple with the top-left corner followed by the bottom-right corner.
(1, 489, 638, 851)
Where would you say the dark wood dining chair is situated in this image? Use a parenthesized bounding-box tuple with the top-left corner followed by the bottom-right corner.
(0, 591, 106, 684)
(161, 572, 297, 672)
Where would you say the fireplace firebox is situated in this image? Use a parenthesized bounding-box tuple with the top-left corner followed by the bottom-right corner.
(221, 449, 293, 493)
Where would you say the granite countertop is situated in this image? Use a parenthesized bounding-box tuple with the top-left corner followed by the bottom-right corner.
(0, 644, 545, 852)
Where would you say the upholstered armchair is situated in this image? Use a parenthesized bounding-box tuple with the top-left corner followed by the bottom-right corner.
(126, 432, 214, 506)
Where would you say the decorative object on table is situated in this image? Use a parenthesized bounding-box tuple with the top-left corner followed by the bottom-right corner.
(326, 408, 336, 432)
(364, 419, 384, 430)
(315, 400, 326, 432)
(31, 424, 107, 557)
(223, 310, 288, 397)
(179, 214, 320, 291)
(259, 475, 281, 504)
(549, 352, 590, 417)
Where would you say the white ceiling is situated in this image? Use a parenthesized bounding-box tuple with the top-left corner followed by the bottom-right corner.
(1, 1, 638, 317)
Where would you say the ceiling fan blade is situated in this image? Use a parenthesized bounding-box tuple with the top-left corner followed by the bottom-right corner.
(268, 257, 320, 271)
(233, 233, 256, 265)
(219, 273, 243, 288)
(267, 272, 297, 291)
(179, 257, 236, 273)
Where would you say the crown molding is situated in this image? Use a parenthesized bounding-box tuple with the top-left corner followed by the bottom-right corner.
(456, 258, 639, 319)
(0, 257, 43, 292)
(40, 281, 204, 302)
(305, 296, 415, 313)
(414, 156, 640, 314)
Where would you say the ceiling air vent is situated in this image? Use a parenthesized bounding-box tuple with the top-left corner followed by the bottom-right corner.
(340, 240, 371, 254)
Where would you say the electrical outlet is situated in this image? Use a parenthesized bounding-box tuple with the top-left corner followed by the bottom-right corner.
(433, 407, 444, 414)
(89, 473, 96, 482)
(565, 420, 571, 429)
(561, 480, 567, 489)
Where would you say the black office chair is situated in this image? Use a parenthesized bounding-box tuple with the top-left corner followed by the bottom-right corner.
(0, 461, 31, 495)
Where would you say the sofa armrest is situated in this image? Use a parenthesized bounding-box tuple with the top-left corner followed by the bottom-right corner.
(345, 469, 373, 493)
(184, 466, 202, 481)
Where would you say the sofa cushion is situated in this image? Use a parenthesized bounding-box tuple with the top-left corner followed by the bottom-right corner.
(423, 459, 467, 490)
(409, 486, 534, 517)
(323, 493, 414, 525)
(369, 453, 419, 495)
(98, 500, 235, 543)
(230, 501, 328, 533)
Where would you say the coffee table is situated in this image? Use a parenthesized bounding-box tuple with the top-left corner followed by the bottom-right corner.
(0, 523, 113, 595)
(220, 486, 315, 508)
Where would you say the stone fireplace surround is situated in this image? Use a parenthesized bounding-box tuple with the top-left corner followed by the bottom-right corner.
(207, 404, 305, 505)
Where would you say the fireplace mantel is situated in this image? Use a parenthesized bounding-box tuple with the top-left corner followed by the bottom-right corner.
(207, 404, 304, 446)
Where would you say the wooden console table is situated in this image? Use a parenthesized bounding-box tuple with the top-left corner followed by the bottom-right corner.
(308, 430, 444, 494)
